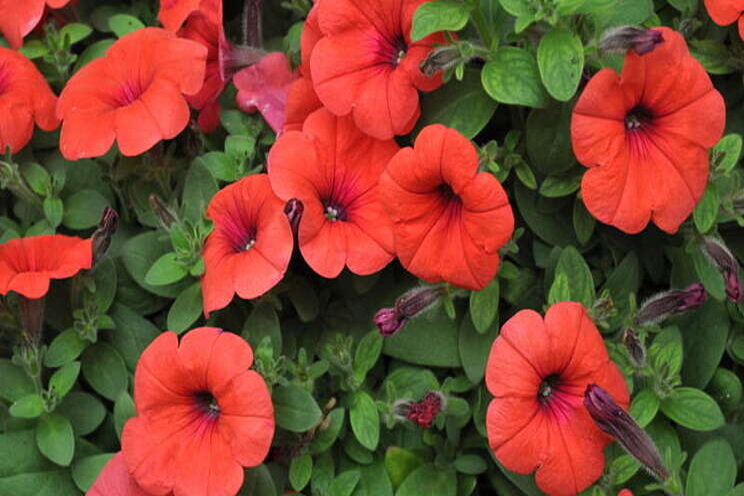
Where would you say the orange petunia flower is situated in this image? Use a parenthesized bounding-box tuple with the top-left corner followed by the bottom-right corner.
(233, 52, 296, 134)
(486, 302, 630, 496)
(0, 0, 72, 49)
(57, 28, 207, 160)
(122, 327, 275, 496)
(571, 27, 725, 234)
(704, 0, 744, 39)
(87, 452, 153, 496)
(308, 0, 447, 140)
(0, 47, 59, 154)
(378, 125, 514, 291)
(158, 0, 201, 32)
(268, 107, 398, 278)
(0, 235, 92, 299)
(202, 174, 293, 316)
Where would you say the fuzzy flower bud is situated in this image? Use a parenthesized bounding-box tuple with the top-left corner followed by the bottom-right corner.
(373, 286, 445, 337)
(91, 207, 118, 265)
(634, 283, 707, 326)
(584, 384, 669, 481)
(149, 194, 178, 229)
(599, 26, 665, 55)
(701, 236, 741, 302)
(420, 45, 461, 77)
(622, 329, 646, 368)
(393, 391, 446, 428)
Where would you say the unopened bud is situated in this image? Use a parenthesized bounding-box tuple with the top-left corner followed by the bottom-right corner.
(701, 236, 741, 302)
(634, 283, 707, 326)
(373, 286, 445, 337)
(394, 391, 446, 429)
(420, 45, 460, 77)
(584, 384, 669, 481)
(219, 41, 265, 81)
(284, 199, 303, 239)
(622, 329, 646, 368)
(600, 26, 664, 56)
(149, 195, 178, 229)
(91, 207, 118, 265)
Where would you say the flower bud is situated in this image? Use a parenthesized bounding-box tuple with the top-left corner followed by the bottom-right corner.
(634, 283, 707, 326)
(219, 41, 265, 81)
(373, 286, 445, 337)
(91, 207, 118, 265)
(394, 391, 446, 428)
(284, 199, 303, 239)
(599, 26, 664, 56)
(701, 236, 741, 302)
(420, 45, 460, 77)
(622, 329, 646, 368)
(584, 384, 669, 481)
(149, 194, 178, 229)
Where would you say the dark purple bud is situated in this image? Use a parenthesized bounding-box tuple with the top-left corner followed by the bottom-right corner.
(635, 283, 707, 325)
(701, 237, 741, 303)
(91, 207, 118, 265)
(242, 0, 264, 47)
(599, 26, 665, 56)
(18, 296, 45, 345)
(622, 329, 646, 368)
(584, 384, 669, 482)
(420, 45, 460, 78)
(149, 195, 178, 229)
(373, 307, 406, 336)
(284, 199, 303, 239)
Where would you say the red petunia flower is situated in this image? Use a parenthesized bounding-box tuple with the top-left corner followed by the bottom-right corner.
(202, 174, 293, 316)
(268, 107, 398, 278)
(0, 47, 59, 154)
(122, 327, 274, 496)
(704, 0, 744, 39)
(307, 0, 446, 140)
(571, 27, 725, 234)
(0, 0, 71, 49)
(233, 52, 296, 134)
(486, 301, 630, 496)
(617, 490, 634, 496)
(0, 235, 92, 299)
(57, 28, 207, 160)
(378, 125, 514, 291)
(87, 453, 152, 496)
(158, 0, 201, 32)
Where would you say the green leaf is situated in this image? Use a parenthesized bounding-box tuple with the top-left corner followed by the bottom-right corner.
(0, 359, 34, 402)
(62, 189, 109, 230)
(592, 0, 653, 29)
(539, 172, 581, 198)
(49, 362, 80, 400)
(629, 389, 659, 427)
(514, 182, 577, 247)
(548, 272, 572, 305)
(648, 327, 683, 377)
(122, 232, 190, 297)
(22, 163, 51, 196)
(416, 68, 498, 139)
(482, 47, 548, 108)
(81, 342, 128, 401)
(350, 391, 380, 451)
(396, 464, 457, 496)
(686, 438, 736, 496)
(289, 453, 313, 492)
(242, 302, 282, 358)
(693, 185, 720, 233)
(20, 40, 50, 59)
(383, 307, 461, 367)
(311, 408, 345, 454)
(183, 160, 218, 222)
(707, 368, 742, 413)
(499, 0, 533, 17)
(554, 246, 595, 307)
(145, 252, 188, 286)
(287, 276, 320, 322)
(36, 413, 74, 466)
(56, 392, 105, 436)
(9, 394, 45, 419)
(113, 391, 136, 441)
(711, 134, 742, 173)
(273, 384, 322, 432)
(198, 152, 240, 182)
(537, 28, 584, 101)
(469, 279, 499, 333)
(690, 40, 736, 75)
(354, 331, 384, 381)
(72, 454, 113, 492)
(108, 14, 145, 37)
(526, 102, 575, 174)
(411, 0, 470, 41)
(331, 470, 361, 496)
(384, 447, 424, 488)
(225, 135, 255, 164)
(43, 197, 63, 228)
(459, 313, 499, 384)
(59, 23, 93, 44)
(678, 299, 730, 388)
(167, 282, 203, 334)
(660, 387, 725, 431)
(453, 454, 487, 475)
(359, 461, 394, 496)
(93, 258, 118, 313)
(110, 303, 160, 371)
(74, 39, 115, 71)
(513, 157, 537, 189)
(573, 197, 595, 245)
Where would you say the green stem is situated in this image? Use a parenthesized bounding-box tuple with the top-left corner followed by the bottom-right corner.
(470, 8, 493, 50)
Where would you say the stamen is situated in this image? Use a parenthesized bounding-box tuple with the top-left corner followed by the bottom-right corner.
(244, 239, 256, 251)
(325, 206, 340, 221)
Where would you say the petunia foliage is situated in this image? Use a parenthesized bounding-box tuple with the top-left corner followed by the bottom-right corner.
(0, 0, 743, 495)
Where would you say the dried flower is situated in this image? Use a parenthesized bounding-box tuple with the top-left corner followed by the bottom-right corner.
(622, 329, 646, 368)
(394, 391, 446, 428)
(584, 384, 669, 481)
(701, 236, 741, 302)
(599, 26, 665, 55)
(92, 207, 119, 265)
(634, 283, 707, 325)
(373, 286, 445, 336)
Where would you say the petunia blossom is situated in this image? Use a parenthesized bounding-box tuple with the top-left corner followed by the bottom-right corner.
(268, 107, 398, 278)
(87, 452, 153, 496)
(0, 234, 92, 299)
(122, 327, 275, 496)
(378, 124, 514, 291)
(0, 0, 72, 49)
(202, 174, 293, 316)
(308, 0, 447, 140)
(233, 52, 296, 134)
(57, 28, 207, 160)
(0, 47, 59, 154)
(158, 0, 201, 32)
(571, 27, 725, 234)
(704, 0, 744, 39)
(486, 301, 630, 496)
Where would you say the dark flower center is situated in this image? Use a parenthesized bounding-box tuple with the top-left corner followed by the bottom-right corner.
(324, 201, 347, 222)
(194, 391, 220, 417)
(379, 33, 408, 67)
(116, 78, 150, 107)
(625, 105, 654, 131)
(538, 374, 561, 404)
(438, 184, 458, 202)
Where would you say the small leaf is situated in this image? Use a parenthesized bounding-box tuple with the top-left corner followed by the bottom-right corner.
(49, 362, 81, 400)
(553, 245, 595, 307)
(396, 463, 457, 496)
(330, 470, 361, 496)
(108, 14, 145, 37)
(289, 453, 313, 492)
(9, 394, 45, 419)
(36, 413, 75, 466)
(686, 438, 736, 496)
(310, 408, 345, 454)
(113, 391, 136, 441)
(353, 331, 384, 381)
(469, 279, 499, 333)
(273, 384, 322, 432)
(145, 253, 188, 286)
(482, 47, 548, 108)
(537, 27, 584, 101)
(693, 185, 720, 233)
(453, 454, 487, 475)
(59, 23, 93, 44)
(72, 454, 114, 492)
(350, 391, 380, 451)
(660, 387, 725, 431)
(167, 282, 203, 334)
(629, 389, 659, 427)
(539, 172, 581, 198)
(62, 189, 109, 230)
(81, 343, 128, 401)
(411, 0, 471, 41)
(711, 134, 742, 172)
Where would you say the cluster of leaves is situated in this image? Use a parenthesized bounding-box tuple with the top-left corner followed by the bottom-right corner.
(1, 0, 743, 495)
